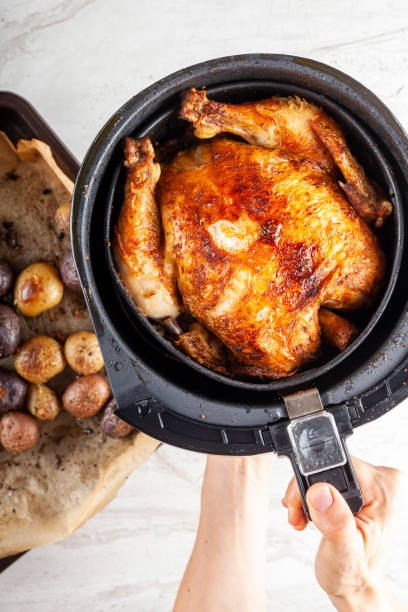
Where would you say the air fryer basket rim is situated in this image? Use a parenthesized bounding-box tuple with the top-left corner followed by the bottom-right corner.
(102, 78, 403, 391)
(71, 54, 408, 437)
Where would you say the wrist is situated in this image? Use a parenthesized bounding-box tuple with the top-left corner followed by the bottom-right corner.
(330, 576, 396, 612)
(202, 455, 272, 516)
(205, 455, 274, 488)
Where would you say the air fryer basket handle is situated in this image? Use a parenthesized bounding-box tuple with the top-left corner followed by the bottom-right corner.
(287, 435, 363, 520)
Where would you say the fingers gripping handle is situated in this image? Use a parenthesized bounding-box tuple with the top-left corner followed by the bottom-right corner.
(288, 435, 363, 520)
(272, 389, 364, 520)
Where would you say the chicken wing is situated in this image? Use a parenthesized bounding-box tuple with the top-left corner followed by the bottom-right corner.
(311, 120, 392, 227)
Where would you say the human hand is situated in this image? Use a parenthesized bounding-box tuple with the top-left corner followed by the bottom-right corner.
(282, 457, 405, 611)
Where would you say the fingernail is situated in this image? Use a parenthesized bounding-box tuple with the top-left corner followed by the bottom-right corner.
(309, 486, 333, 512)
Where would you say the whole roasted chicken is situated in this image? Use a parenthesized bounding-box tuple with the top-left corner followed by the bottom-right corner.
(114, 89, 391, 379)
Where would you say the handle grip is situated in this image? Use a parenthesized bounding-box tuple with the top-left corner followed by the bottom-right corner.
(288, 435, 363, 520)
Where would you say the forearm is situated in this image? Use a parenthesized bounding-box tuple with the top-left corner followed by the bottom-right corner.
(174, 455, 273, 612)
(330, 577, 405, 612)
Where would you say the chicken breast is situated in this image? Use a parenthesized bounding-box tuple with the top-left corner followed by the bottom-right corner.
(157, 136, 385, 377)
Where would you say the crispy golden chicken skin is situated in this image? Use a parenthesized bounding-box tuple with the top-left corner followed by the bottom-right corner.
(157, 137, 385, 376)
(181, 89, 392, 227)
(114, 91, 390, 379)
(114, 137, 181, 319)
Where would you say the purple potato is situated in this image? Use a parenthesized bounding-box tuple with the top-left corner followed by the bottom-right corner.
(60, 251, 82, 292)
(0, 304, 21, 358)
(0, 369, 28, 413)
(100, 399, 134, 438)
(0, 260, 13, 297)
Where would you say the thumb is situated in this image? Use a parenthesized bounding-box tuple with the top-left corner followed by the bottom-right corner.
(306, 483, 359, 549)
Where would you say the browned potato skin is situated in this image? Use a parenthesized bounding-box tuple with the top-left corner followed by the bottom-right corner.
(14, 263, 64, 317)
(62, 374, 111, 418)
(55, 202, 71, 235)
(0, 411, 39, 454)
(14, 335, 66, 383)
(100, 398, 134, 438)
(64, 332, 104, 375)
(27, 383, 60, 421)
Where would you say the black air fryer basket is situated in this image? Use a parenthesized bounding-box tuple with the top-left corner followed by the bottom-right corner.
(72, 55, 408, 517)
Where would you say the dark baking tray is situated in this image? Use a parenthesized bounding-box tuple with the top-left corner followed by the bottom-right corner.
(0, 91, 79, 573)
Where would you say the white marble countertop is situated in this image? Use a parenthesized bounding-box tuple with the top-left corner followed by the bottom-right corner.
(1, 1, 408, 609)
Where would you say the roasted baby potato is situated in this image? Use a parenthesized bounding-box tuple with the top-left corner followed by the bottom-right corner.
(100, 398, 134, 438)
(59, 251, 82, 292)
(64, 331, 104, 375)
(27, 383, 60, 421)
(55, 202, 71, 235)
(0, 260, 13, 297)
(0, 304, 21, 358)
(14, 335, 66, 383)
(14, 263, 64, 317)
(0, 411, 39, 454)
(62, 374, 110, 418)
(0, 369, 28, 413)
